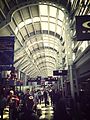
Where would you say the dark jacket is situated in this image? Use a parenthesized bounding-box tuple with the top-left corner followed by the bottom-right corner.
(53, 98, 69, 120)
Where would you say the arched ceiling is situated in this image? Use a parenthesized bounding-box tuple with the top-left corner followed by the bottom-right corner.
(0, 0, 72, 78)
(13, 3, 65, 78)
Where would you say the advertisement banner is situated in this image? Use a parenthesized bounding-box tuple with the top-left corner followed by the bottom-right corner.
(0, 36, 15, 65)
(76, 15, 90, 41)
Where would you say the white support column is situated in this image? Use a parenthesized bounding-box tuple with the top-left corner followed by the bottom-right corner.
(24, 74, 27, 86)
(69, 64, 75, 99)
(57, 77, 60, 90)
(63, 15, 75, 99)
(60, 76, 64, 98)
(73, 64, 79, 97)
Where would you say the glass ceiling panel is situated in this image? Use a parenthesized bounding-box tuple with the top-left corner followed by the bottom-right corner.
(35, 51, 45, 56)
(44, 52, 52, 56)
(57, 20, 62, 26)
(27, 41, 41, 48)
(41, 16, 48, 21)
(43, 35, 48, 40)
(18, 22, 25, 29)
(15, 28, 18, 34)
(58, 10, 64, 21)
(50, 6, 57, 17)
(33, 44, 38, 49)
(49, 43, 54, 48)
(56, 25, 62, 34)
(25, 49, 30, 56)
(41, 22, 48, 30)
(33, 17, 40, 22)
(39, 42, 43, 47)
(39, 5, 48, 16)
(20, 27, 27, 37)
(44, 49, 50, 53)
(46, 62, 54, 66)
(49, 17, 56, 23)
(43, 42, 48, 46)
(28, 46, 33, 51)
(49, 23, 55, 31)
(25, 19, 32, 25)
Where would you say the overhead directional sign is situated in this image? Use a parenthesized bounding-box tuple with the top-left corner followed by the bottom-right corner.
(53, 70, 68, 76)
(76, 15, 90, 41)
(0, 36, 15, 65)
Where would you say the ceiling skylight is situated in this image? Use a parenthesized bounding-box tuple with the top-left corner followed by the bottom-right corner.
(39, 5, 48, 16)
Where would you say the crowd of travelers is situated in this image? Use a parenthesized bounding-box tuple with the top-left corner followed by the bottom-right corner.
(0, 86, 71, 120)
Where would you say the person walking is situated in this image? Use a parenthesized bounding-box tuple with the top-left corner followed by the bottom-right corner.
(7, 90, 19, 120)
(43, 89, 48, 107)
(38, 90, 42, 104)
(23, 95, 39, 120)
(0, 93, 7, 120)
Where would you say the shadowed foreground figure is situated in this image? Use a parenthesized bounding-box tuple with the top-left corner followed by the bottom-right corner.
(53, 98, 69, 120)
(0, 93, 7, 120)
(7, 90, 19, 120)
(23, 96, 39, 120)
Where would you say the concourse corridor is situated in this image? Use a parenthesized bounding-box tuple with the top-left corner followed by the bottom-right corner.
(0, 0, 90, 120)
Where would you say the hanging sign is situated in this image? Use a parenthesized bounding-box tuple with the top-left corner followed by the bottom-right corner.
(76, 15, 90, 41)
(53, 70, 67, 76)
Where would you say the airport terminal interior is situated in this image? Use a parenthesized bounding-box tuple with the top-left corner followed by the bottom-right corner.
(0, 0, 90, 120)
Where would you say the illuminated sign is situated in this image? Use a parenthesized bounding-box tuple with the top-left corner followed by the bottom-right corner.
(76, 15, 90, 41)
(53, 70, 67, 76)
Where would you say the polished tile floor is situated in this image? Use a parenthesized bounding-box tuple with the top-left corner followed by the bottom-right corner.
(37, 99, 54, 120)
(0, 107, 9, 120)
